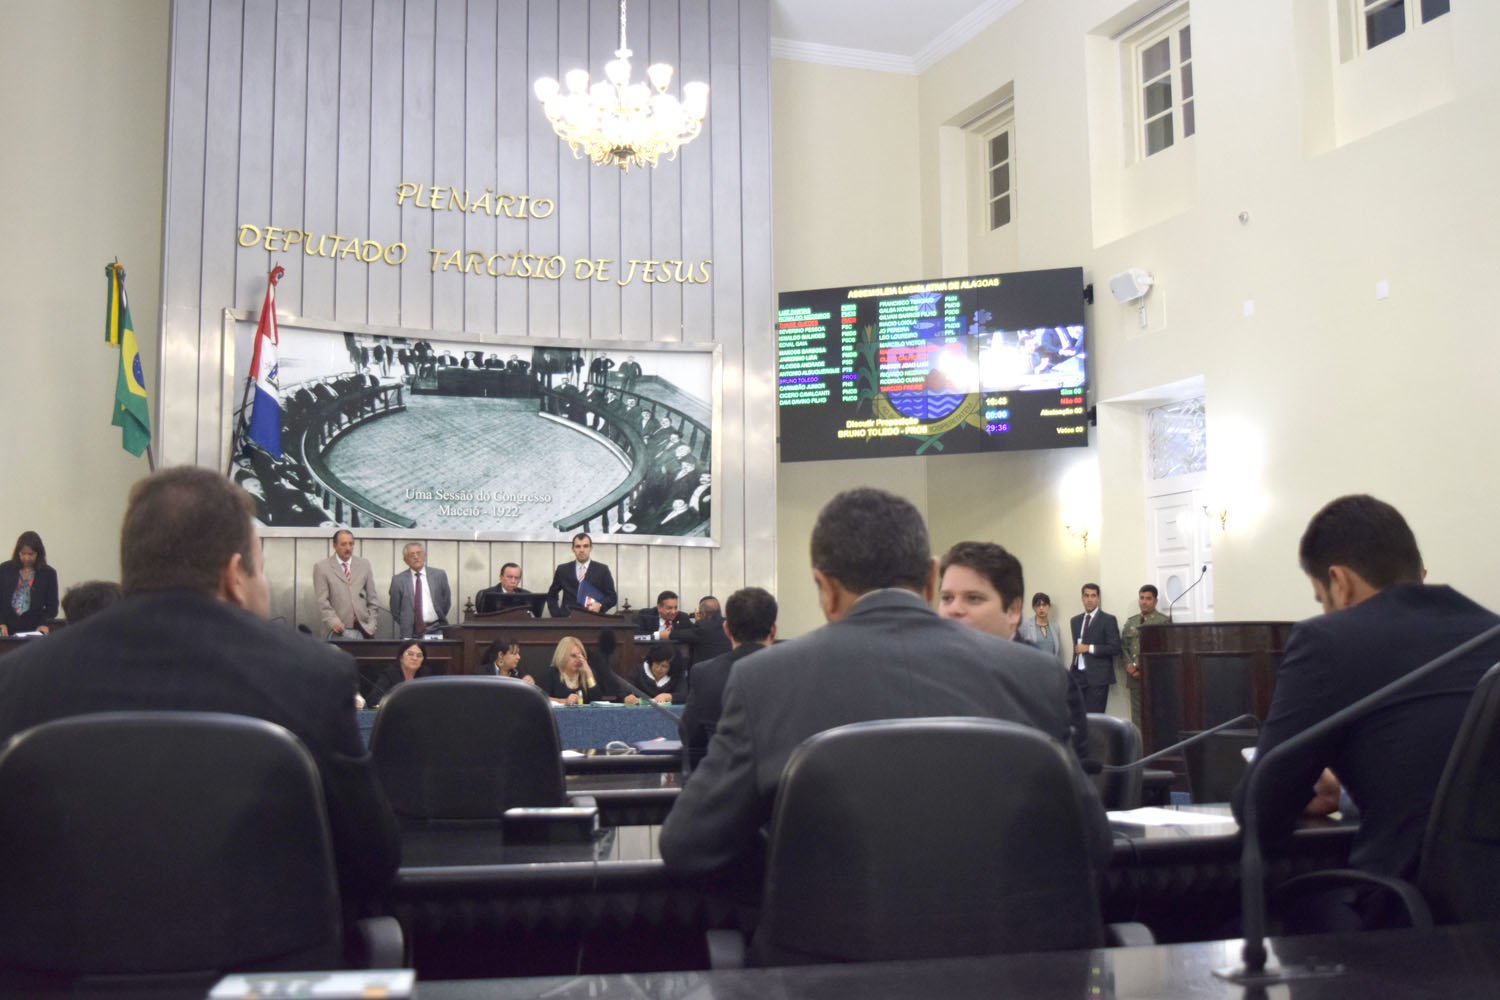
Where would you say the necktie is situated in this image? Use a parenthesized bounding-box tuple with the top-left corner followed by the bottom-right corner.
(341, 561, 350, 581)
(413, 572, 426, 636)
(577, 562, 586, 583)
(1082, 613, 1092, 643)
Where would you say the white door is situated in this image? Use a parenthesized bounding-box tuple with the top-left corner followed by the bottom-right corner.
(1146, 491, 1213, 622)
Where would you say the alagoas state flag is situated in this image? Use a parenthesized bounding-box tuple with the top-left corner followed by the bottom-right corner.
(246, 266, 285, 458)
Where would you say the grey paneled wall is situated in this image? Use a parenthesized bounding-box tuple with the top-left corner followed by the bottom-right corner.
(159, 0, 775, 631)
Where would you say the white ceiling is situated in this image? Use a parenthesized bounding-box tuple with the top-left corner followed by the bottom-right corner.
(769, 0, 1023, 74)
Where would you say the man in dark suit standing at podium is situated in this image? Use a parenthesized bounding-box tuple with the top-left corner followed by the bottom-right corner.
(1070, 583, 1120, 713)
(546, 533, 617, 616)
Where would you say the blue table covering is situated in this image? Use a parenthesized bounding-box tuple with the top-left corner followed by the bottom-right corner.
(357, 703, 682, 751)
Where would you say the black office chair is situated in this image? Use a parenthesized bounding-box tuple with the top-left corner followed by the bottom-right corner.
(1183, 728, 1259, 803)
(0, 711, 402, 991)
(370, 675, 567, 817)
(713, 717, 1147, 967)
(1271, 662, 1500, 929)
(1086, 713, 1144, 810)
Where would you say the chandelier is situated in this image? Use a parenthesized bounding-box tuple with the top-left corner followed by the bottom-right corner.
(533, 0, 709, 170)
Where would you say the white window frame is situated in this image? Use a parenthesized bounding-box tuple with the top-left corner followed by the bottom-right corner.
(977, 108, 1015, 232)
(1127, 6, 1194, 161)
(1355, 0, 1450, 54)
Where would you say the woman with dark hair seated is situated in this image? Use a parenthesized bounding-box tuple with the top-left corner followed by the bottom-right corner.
(478, 635, 533, 684)
(368, 640, 434, 706)
(0, 531, 59, 636)
(538, 635, 606, 705)
(624, 642, 689, 705)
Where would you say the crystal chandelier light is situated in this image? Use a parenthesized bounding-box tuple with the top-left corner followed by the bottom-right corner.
(533, 0, 709, 170)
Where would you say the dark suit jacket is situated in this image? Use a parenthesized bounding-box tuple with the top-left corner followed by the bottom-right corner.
(659, 589, 1110, 876)
(546, 560, 617, 616)
(0, 561, 59, 633)
(625, 663, 690, 705)
(1069, 610, 1121, 687)
(690, 614, 733, 665)
(632, 608, 699, 644)
(0, 591, 399, 899)
(681, 641, 768, 763)
(1232, 584, 1500, 879)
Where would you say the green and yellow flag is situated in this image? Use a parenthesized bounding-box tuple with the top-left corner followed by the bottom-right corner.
(106, 263, 151, 457)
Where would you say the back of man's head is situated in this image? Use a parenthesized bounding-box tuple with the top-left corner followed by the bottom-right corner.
(61, 580, 124, 623)
(120, 467, 258, 597)
(725, 587, 777, 644)
(810, 488, 930, 594)
(1298, 494, 1423, 590)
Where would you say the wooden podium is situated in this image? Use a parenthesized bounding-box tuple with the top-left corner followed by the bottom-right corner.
(1136, 621, 1295, 754)
(456, 605, 642, 681)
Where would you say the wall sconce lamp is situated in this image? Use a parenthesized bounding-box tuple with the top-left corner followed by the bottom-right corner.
(1203, 504, 1230, 532)
(1064, 523, 1091, 550)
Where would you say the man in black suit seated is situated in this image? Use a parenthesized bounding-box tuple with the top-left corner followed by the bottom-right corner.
(1232, 494, 1500, 928)
(681, 587, 776, 766)
(0, 466, 399, 901)
(690, 595, 732, 665)
(660, 488, 1109, 876)
(474, 561, 529, 613)
(546, 532, 617, 616)
(633, 590, 701, 666)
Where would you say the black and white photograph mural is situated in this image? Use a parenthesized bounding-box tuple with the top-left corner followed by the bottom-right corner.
(224, 315, 717, 544)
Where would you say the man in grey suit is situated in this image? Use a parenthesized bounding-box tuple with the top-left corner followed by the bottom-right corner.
(389, 542, 451, 638)
(659, 488, 1109, 877)
(313, 528, 378, 639)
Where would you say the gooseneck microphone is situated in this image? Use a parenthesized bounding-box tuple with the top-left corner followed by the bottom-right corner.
(1217, 620, 1500, 985)
(1098, 713, 1259, 772)
(1166, 565, 1209, 622)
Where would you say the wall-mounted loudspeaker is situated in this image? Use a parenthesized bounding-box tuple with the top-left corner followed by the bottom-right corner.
(1108, 268, 1154, 304)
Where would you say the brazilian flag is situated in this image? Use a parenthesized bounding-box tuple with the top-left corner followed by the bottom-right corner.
(106, 263, 151, 457)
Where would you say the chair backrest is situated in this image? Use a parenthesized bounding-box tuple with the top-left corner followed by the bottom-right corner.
(0, 711, 343, 981)
(370, 675, 565, 819)
(755, 717, 1105, 965)
(1417, 661, 1500, 923)
(1182, 729, 1259, 803)
(1086, 713, 1144, 810)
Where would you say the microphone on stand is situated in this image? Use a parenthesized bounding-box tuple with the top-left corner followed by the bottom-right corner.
(1167, 565, 1209, 622)
(1216, 621, 1500, 985)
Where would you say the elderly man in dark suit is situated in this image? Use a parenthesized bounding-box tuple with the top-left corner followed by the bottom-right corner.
(0, 467, 398, 900)
(1069, 583, 1120, 714)
(660, 488, 1108, 877)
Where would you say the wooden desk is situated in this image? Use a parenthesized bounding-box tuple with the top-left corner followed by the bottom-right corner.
(454, 606, 642, 681)
(368, 808, 1355, 978)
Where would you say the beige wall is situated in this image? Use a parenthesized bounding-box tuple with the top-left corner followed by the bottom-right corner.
(770, 59, 926, 636)
(773, 0, 1500, 652)
(0, 0, 170, 589)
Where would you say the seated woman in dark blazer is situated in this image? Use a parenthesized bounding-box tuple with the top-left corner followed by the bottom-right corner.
(478, 635, 534, 684)
(368, 641, 434, 706)
(624, 642, 689, 705)
(538, 635, 607, 704)
(0, 531, 59, 636)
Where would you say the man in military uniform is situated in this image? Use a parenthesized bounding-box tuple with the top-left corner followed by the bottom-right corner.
(1120, 583, 1171, 726)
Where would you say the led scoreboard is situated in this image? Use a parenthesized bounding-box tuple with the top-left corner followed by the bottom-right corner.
(776, 267, 1088, 462)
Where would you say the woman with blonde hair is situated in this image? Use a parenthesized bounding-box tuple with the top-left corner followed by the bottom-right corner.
(538, 635, 604, 705)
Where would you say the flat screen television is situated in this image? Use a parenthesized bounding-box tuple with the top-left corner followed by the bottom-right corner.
(776, 266, 1087, 462)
